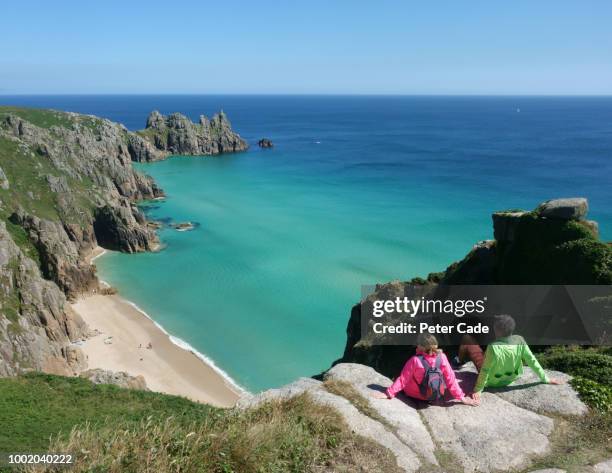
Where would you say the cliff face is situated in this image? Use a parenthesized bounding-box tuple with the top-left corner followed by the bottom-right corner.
(339, 198, 612, 377)
(0, 106, 165, 375)
(132, 110, 248, 161)
(0, 221, 88, 376)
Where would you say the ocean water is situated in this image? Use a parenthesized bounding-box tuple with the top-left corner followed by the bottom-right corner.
(3, 95, 612, 391)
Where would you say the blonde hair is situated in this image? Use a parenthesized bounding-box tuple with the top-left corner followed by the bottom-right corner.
(416, 333, 439, 355)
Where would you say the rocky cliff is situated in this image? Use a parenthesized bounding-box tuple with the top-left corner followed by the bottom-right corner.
(339, 198, 612, 378)
(0, 106, 165, 376)
(132, 110, 248, 161)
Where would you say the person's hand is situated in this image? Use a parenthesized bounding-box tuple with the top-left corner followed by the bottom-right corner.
(372, 391, 389, 399)
(461, 396, 479, 406)
(548, 378, 565, 385)
(471, 391, 481, 403)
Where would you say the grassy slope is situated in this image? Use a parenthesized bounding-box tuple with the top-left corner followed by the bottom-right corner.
(0, 373, 216, 453)
(0, 374, 400, 473)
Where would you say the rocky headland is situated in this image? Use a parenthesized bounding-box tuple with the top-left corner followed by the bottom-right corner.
(131, 110, 248, 161)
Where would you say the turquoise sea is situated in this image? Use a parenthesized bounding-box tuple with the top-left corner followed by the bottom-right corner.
(3, 95, 612, 391)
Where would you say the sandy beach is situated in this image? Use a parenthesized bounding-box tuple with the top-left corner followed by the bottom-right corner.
(73, 248, 241, 407)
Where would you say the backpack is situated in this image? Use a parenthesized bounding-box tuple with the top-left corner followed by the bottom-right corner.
(416, 354, 446, 401)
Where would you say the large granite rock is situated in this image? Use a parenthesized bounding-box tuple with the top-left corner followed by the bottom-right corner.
(490, 368, 588, 417)
(80, 368, 147, 390)
(420, 392, 553, 472)
(536, 198, 588, 220)
(240, 362, 588, 472)
(136, 110, 248, 160)
(325, 363, 438, 465)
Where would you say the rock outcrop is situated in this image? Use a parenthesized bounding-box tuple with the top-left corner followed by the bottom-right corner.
(258, 138, 273, 148)
(80, 368, 148, 390)
(133, 110, 248, 161)
(9, 211, 98, 299)
(340, 198, 612, 376)
(239, 362, 588, 473)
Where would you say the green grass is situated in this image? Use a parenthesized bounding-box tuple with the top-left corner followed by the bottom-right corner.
(0, 373, 217, 453)
(0, 106, 75, 130)
(4, 220, 40, 266)
(0, 374, 401, 473)
(0, 137, 61, 221)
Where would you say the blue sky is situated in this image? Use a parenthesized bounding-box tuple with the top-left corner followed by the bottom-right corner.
(2, 0, 611, 95)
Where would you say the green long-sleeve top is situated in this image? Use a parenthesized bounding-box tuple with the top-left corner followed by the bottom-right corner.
(474, 335, 550, 393)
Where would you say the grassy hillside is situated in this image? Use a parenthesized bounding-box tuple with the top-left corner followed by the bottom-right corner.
(0, 374, 399, 473)
(0, 106, 106, 230)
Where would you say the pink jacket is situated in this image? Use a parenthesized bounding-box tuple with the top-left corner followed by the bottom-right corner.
(386, 350, 465, 401)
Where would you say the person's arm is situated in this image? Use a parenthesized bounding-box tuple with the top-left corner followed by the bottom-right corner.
(521, 343, 550, 383)
(473, 345, 494, 393)
(385, 358, 415, 399)
(440, 353, 465, 400)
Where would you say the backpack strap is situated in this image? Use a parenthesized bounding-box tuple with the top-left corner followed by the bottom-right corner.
(417, 354, 432, 371)
(434, 353, 442, 369)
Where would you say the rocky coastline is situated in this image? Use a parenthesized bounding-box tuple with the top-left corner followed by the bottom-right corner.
(0, 105, 247, 378)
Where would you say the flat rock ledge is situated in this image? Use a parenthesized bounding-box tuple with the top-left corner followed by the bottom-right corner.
(238, 363, 589, 473)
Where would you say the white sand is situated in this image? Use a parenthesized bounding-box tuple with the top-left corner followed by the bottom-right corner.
(73, 291, 241, 408)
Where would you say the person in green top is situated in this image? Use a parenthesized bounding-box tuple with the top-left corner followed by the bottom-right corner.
(458, 314, 563, 403)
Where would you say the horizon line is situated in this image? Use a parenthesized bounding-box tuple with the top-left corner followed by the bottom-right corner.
(1, 93, 612, 98)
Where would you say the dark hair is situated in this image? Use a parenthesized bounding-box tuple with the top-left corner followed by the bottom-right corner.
(494, 314, 516, 337)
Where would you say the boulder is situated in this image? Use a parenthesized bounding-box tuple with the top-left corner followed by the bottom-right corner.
(490, 368, 588, 417)
(258, 138, 274, 148)
(420, 392, 553, 472)
(325, 363, 437, 465)
(594, 459, 612, 473)
(80, 368, 148, 390)
(536, 198, 588, 220)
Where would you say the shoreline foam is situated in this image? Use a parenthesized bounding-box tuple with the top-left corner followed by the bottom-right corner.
(74, 246, 244, 407)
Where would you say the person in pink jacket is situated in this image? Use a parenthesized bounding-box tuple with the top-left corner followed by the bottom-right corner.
(372, 333, 479, 406)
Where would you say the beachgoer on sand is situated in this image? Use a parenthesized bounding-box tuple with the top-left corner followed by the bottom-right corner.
(372, 333, 479, 406)
(458, 314, 563, 403)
